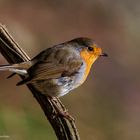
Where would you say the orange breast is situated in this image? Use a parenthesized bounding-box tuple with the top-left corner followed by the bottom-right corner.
(83, 60, 93, 82)
(80, 49, 98, 82)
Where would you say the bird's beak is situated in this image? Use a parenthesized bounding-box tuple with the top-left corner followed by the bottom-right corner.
(93, 47, 108, 57)
(100, 53, 108, 57)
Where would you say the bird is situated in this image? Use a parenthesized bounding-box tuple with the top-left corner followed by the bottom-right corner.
(0, 37, 108, 97)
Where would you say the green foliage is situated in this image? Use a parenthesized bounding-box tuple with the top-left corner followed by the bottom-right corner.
(0, 108, 56, 140)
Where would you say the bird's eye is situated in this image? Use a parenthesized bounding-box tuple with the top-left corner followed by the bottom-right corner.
(88, 46, 94, 51)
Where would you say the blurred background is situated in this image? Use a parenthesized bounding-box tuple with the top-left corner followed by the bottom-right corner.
(0, 0, 140, 140)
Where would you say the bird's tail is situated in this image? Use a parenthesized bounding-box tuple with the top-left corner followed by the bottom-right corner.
(0, 64, 28, 75)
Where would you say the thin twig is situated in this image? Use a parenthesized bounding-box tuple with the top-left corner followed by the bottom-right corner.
(0, 24, 80, 140)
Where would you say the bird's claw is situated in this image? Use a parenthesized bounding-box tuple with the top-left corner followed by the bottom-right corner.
(53, 109, 75, 122)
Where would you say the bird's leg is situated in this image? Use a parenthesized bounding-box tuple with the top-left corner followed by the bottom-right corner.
(48, 96, 75, 122)
(53, 103, 75, 122)
(56, 97, 67, 111)
(55, 97, 75, 121)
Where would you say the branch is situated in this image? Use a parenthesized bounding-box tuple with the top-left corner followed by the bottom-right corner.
(0, 24, 80, 140)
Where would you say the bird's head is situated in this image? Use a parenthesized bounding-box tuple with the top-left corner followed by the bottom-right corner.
(69, 37, 108, 66)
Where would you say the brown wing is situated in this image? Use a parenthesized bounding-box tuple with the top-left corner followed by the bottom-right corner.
(29, 62, 66, 80)
(16, 47, 83, 85)
(30, 59, 83, 81)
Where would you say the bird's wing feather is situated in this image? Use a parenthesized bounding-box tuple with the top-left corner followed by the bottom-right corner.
(17, 47, 83, 85)
(30, 59, 83, 81)
(30, 62, 66, 80)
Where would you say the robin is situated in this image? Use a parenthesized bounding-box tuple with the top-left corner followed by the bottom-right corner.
(0, 37, 107, 97)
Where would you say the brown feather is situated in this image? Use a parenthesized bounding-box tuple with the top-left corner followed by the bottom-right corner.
(17, 46, 83, 85)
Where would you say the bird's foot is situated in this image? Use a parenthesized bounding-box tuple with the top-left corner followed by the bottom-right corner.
(55, 109, 75, 122)
(48, 96, 75, 122)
